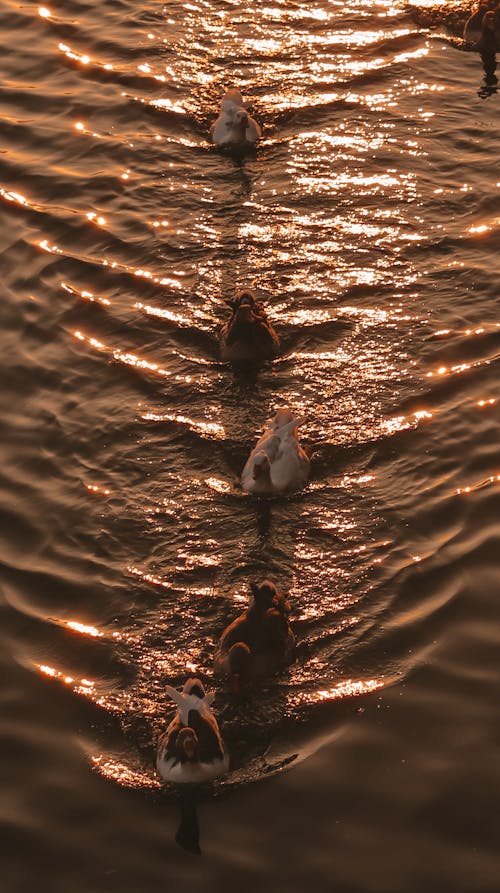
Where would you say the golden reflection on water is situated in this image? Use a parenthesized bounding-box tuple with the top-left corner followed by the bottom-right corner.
(66, 621, 103, 638)
(456, 475, 500, 496)
(86, 212, 106, 227)
(477, 398, 496, 408)
(205, 477, 233, 494)
(38, 663, 94, 695)
(37, 663, 124, 712)
(381, 409, 432, 435)
(128, 566, 174, 590)
(290, 677, 384, 708)
(149, 98, 187, 115)
(0, 188, 28, 207)
(134, 303, 193, 326)
(39, 239, 62, 255)
(142, 412, 226, 439)
(176, 547, 220, 570)
(62, 282, 110, 307)
(85, 483, 111, 496)
(73, 330, 177, 379)
(91, 756, 160, 790)
(468, 223, 495, 236)
(59, 43, 92, 67)
(426, 360, 477, 379)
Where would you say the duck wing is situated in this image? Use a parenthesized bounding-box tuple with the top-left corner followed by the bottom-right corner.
(267, 429, 310, 492)
(158, 714, 183, 762)
(187, 709, 225, 762)
(242, 432, 281, 480)
(252, 318, 279, 350)
(244, 115, 262, 142)
(261, 433, 281, 463)
(217, 611, 250, 652)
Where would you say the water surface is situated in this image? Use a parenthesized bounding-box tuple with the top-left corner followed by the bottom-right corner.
(1, 0, 499, 890)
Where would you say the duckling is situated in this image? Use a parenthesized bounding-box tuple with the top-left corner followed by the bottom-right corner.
(214, 581, 295, 692)
(220, 290, 280, 363)
(211, 91, 262, 147)
(156, 678, 229, 783)
(241, 409, 310, 495)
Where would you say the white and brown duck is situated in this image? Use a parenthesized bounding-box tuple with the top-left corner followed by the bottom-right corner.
(156, 678, 229, 783)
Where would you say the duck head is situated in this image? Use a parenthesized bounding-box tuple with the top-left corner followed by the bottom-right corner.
(224, 107, 249, 144)
(234, 302, 255, 325)
(235, 108, 249, 128)
(250, 580, 278, 610)
(176, 727, 199, 763)
(236, 289, 257, 307)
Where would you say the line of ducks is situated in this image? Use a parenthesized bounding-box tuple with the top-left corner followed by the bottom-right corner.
(157, 581, 294, 783)
(157, 91, 307, 785)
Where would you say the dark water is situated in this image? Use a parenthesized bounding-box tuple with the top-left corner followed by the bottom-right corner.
(1, 0, 499, 890)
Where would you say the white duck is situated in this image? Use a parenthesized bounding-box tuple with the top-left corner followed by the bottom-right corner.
(241, 408, 310, 495)
(211, 89, 262, 147)
(156, 678, 230, 784)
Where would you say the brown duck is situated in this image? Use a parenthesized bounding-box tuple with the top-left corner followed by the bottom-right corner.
(214, 581, 295, 692)
(219, 290, 280, 364)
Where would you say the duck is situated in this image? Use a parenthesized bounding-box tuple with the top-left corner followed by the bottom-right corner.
(211, 90, 262, 147)
(241, 408, 310, 495)
(156, 678, 230, 784)
(220, 289, 280, 363)
(214, 580, 295, 692)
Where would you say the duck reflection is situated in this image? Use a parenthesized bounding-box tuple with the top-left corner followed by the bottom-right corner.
(175, 788, 201, 855)
(478, 10, 498, 88)
(465, 0, 500, 95)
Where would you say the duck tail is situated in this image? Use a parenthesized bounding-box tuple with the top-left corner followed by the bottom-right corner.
(165, 685, 185, 710)
(278, 416, 306, 438)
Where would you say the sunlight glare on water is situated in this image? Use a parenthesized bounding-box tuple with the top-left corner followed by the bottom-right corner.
(1, 0, 500, 886)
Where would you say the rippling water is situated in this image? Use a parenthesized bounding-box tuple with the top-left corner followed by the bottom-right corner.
(1, 0, 499, 889)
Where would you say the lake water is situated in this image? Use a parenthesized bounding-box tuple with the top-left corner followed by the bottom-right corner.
(1, 0, 499, 890)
